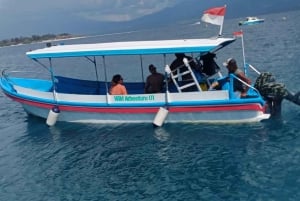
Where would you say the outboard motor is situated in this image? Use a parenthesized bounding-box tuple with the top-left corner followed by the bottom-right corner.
(254, 72, 300, 116)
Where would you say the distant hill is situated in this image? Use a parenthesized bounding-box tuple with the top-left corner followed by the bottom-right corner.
(1, 0, 299, 40)
(83, 0, 300, 36)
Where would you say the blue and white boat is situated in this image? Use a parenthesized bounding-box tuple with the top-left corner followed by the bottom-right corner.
(0, 35, 273, 126)
(239, 17, 264, 26)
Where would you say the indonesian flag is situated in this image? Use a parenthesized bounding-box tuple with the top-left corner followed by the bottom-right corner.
(201, 6, 226, 26)
(233, 30, 243, 37)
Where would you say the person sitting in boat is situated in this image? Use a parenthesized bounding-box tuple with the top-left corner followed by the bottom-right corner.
(109, 74, 128, 95)
(145, 64, 165, 93)
(209, 58, 251, 97)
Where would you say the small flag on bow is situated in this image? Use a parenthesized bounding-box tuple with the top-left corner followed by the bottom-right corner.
(233, 30, 243, 37)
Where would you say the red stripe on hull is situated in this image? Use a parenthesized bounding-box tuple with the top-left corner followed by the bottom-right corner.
(169, 104, 264, 112)
(6, 93, 265, 114)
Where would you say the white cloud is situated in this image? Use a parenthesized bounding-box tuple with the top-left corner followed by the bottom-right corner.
(0, 0, 182, 22)
(73, 0, 182, 22)
(0, 0, 184, 39)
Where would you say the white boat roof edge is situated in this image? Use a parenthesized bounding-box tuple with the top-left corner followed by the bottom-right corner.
(26, 37, 235, 59)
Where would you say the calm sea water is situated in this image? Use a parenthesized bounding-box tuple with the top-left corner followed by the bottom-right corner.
(1, 10, 300, 201)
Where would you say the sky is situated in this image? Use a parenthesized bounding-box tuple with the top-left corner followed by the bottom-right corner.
(0, 0, 184, 39)
(0, 0, 299, 40)
(1, 0, 180, 22)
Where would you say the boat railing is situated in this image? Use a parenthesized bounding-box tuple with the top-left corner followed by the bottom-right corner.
(1, 69, 42, 84)
(2, 69, 21, 85)
(1, 69, 52, 91)
(245, 63, 261, 76)
(229, 73, 261, 98)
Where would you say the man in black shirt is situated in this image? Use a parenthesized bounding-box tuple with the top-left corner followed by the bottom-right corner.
(145, 64, 165, 93)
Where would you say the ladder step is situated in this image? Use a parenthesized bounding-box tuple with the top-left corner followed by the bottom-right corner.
(171, 70, 191, 79)
(168, 63, 201, 92)
(180, 71, 191, 76)
(179, 82, 197, 90)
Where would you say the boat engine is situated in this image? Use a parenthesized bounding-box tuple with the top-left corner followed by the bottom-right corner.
(254, 72, 300, 117)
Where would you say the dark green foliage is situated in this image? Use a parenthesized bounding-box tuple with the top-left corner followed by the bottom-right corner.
(0, 33, 73, 47)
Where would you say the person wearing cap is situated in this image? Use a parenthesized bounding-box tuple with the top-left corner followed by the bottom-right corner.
(145, 64, 165, 93)
(210, 58, 251, 97)
(109, 74, 127, 95)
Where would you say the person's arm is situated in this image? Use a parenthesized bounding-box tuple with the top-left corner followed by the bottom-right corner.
(209, 81, 219, 90)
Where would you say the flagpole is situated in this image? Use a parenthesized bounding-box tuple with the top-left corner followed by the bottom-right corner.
(240, 30, 247, 75)
(219, 21, 223, 36)
(218, 5, 226, 36)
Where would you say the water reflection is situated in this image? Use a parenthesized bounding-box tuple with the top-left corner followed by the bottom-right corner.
(153, 127, 170, 142)
(153, 127, 172, 162)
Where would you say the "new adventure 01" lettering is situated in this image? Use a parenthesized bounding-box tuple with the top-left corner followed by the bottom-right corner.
(113, 95, 155, 102)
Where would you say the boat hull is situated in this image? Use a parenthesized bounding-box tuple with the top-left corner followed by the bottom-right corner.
(5, 91, 269, 124)
(1, 75, 271, 124)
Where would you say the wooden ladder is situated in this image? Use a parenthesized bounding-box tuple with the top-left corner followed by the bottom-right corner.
(167, 58, 202, 93)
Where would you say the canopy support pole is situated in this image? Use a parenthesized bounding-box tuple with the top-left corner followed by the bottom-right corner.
(140, 55, 145, 83)
(86, 56, 101, 93)
(102, 56, 109, 104)
(48, 58, 58, 104)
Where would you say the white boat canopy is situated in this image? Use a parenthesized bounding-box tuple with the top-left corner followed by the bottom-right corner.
(26, 37, 235, 59)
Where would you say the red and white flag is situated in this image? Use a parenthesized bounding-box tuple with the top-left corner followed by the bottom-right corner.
(201, 6, 226, 26)
(233, 30, 243, 37)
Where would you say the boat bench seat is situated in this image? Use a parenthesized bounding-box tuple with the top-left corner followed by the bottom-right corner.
(54, 76, 146, 95)
(55, 76, 106, 95)
(54, 76, 209, 95)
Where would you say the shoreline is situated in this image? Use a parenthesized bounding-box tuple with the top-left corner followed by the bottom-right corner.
(0, 34, 85, 48)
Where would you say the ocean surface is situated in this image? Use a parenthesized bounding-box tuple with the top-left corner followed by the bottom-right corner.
(1, 10, 300, 201)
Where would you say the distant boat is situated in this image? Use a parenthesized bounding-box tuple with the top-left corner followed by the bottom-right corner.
(238, 17, 264, 26)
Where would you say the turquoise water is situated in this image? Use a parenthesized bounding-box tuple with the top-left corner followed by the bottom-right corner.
(1, 10, 300, 200)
